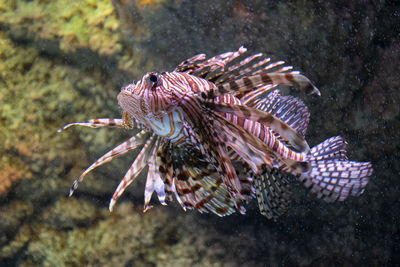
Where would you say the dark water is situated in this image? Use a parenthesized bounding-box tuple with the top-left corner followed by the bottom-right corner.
(0, 1, 399, 266)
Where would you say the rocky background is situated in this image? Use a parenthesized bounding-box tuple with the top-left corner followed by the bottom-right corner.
(0, 0, 398, 266)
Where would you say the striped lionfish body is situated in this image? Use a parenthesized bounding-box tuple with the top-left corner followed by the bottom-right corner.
(59, 47, 372, 219)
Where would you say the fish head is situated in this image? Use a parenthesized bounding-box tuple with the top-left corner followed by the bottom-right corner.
(117, 72, 184, 135)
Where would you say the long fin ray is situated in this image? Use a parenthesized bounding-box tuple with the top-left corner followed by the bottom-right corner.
(209, 73, 320, 98)
(109, 135, 158, 211)
(69, 131, 151, 196)
(194, 115, 246, 204)
(200, 101, 310, 153)
(144, 138, 166, 212)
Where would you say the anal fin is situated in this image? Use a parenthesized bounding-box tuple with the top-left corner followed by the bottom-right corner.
(254, 166, 291, 220)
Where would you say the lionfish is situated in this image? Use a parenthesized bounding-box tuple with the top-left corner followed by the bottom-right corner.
(59, 47, 372, 220)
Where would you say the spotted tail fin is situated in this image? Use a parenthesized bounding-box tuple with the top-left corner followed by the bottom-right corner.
(300, 136, 372, 202)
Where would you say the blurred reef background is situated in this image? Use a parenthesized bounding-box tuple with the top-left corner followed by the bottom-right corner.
(0, 0, 399, 266)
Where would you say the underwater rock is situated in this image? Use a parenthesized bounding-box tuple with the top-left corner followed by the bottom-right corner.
(0, 224, 32, 259)
(0, 31, 124, 198)
(40, 198, 106, 231)
(0, 200, 33, 248)
(18, 202, 253, 266)
(0, 0, 121, 55)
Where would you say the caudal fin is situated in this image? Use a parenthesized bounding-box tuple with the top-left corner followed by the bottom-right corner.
(300, 136, 372, 202)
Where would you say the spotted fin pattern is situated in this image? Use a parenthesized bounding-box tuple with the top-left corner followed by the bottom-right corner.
(171, 146, 239, 216)
(296, 136, 371, 202)
(253, 166, 291, 220)
(236, 91, 310, 218)
(251, 90, 310, 137)
(156, 141, 239, 216)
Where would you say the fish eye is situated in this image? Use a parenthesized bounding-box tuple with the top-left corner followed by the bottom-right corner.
(149, 74, 158, 83)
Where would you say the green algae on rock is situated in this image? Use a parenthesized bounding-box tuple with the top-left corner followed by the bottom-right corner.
(0, 0, 121, 55)
(19, 202, 231, 267)
(0, 31, 123, 197)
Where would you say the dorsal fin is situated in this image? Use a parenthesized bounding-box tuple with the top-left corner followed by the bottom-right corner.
(211, 73, 320, 98)
(252, 90, 310, 137)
